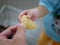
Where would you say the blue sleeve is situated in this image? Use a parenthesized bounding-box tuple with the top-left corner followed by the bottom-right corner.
(39, 0, 58, 13)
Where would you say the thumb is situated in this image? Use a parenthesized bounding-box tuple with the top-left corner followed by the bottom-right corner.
(13, 23, 26, 38)
(12, 24, 27, 45)
(27, 12, 33, 18)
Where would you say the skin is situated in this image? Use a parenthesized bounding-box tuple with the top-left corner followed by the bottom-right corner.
(18, 5, 48, 22)
(0, 23, 27, 45)
(18, 5, 49, 45)
(0, 5, 48, 45)
(19, 5, 60, 45)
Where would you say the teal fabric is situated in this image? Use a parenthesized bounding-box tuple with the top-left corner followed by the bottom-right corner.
(39, 0, 60, 42)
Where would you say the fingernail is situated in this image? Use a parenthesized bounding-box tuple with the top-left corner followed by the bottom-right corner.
(27, 15, 31, 18)
(17, 23, 26, 30)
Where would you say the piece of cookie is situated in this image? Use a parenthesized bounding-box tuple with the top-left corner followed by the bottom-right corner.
(21, 15, 36, 30)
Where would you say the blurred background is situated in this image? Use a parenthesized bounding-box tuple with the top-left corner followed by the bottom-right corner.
(0, 0, 44, 45)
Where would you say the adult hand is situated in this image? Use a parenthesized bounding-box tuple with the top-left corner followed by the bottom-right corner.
(0, 23, 27, 45)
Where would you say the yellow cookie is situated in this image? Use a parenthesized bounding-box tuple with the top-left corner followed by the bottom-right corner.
(21, 15, 36, 30)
